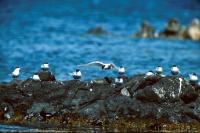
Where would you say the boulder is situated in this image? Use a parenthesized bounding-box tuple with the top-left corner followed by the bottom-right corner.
(37, 71, 56, 81)
(134, 76, 198, 104)
(184, 18, 200, 41)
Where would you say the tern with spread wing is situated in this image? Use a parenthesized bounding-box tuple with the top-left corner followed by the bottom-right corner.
(78, 61, 118, 70)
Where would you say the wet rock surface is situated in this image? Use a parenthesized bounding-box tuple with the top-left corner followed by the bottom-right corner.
(0, 74, 200, 130)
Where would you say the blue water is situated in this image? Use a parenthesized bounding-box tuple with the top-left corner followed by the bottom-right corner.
(0, 0, 200, 82)
(0, 0, 200, 130)
(0, 124, 37, 132)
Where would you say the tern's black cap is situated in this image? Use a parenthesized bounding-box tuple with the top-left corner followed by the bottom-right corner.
(192, 73, 197, 75)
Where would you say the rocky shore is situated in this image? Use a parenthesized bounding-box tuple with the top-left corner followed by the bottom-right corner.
(0, 72, 200, 132)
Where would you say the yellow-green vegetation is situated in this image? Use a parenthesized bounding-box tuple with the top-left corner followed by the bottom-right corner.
(1, 113, 200, 132)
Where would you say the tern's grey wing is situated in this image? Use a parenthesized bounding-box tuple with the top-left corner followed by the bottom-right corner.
(78, 61, 104, 67)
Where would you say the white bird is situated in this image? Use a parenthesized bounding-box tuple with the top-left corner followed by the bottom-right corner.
(171, 65, 180, 75)
(32, 73, 41, 81)
(189, 73, 198, 86)
(118, 66, 125, 75)
(78, 61, 118, 70)
(11, 67, 21, 78)
(155, 66, 163, 75)
(41, 62, 49, 71)
(189, 73, 198, 82)
(155, 66, 165, 77)
(115, 77, 123, 84)
(69, 69, 82, 80)
(145, 70, 154, 78)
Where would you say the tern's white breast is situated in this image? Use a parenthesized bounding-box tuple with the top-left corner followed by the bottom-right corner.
(155, 67, 163, 73)
(145, 71, 154, 77)
(189, 74, 198, 81)
(73, 71, 81, 76)
(118, 67, 125, 73)
(115, 78, 123, 83)
(32, 75, 40, 81)
(171, 66, 179, 73)
(12, 68, 20, 76)
(41, 64, 49, 69)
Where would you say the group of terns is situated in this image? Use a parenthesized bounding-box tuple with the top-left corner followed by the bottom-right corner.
(145, 65, 199, 86)
(4, 61, 199, 121)
(10, 61, 199, 86)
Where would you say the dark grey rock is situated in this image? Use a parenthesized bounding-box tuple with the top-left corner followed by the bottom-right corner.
(135, 76, 198, 104)
(37, 71, 56, 81)
(0, 74, 200, 124)
(79, 100, 106, 119)
(27, 103, 57, 115)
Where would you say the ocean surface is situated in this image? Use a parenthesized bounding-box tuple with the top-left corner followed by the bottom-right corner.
(0, 0, 200, 131)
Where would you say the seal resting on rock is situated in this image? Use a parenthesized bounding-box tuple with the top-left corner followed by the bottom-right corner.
(184, 18, 200, 41)
(134, 20, 157, 38)
(159, 18, 185, 39)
